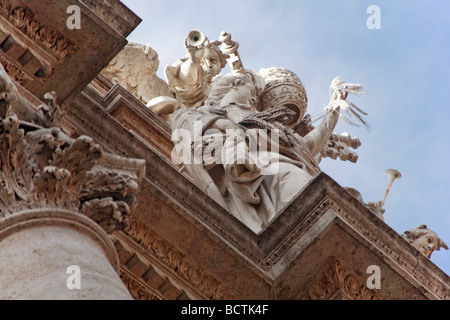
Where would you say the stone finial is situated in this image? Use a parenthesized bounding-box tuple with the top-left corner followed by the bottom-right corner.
(402, 225, 448, 258)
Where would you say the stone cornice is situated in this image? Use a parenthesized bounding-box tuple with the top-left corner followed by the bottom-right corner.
(0, 0, 140, 104)
(113, 225, 239, 300)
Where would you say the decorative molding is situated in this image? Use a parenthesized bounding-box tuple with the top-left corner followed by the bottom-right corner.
(0, 2, 77, 63)
(263, 199, 332, 269)
(119, 267, 162, 301)
(78, 0, 142, 38)
(0, 1, 79, 91)
(327, 200, 449, 300)
(69, 73, 450, 300)
(122, 218, 240, 300)
(0, 55, 33, 86)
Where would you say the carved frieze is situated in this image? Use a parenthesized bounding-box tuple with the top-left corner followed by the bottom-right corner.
(0, 1, 80, 89)
(0, 55, 33, 86)
(0, 1, 77, 63)
(119, 268, 162, 301)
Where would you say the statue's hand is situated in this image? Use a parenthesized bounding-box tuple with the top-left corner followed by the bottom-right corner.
(184, 38, 205, 63)
(325, 77, 369, 129)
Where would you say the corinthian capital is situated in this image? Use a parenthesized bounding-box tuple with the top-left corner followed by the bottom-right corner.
(0, 64, 145, 234)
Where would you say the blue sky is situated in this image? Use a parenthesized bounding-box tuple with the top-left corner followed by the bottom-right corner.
(120, 0, 450, 276)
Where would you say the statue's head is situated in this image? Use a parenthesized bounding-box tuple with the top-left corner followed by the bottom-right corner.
(402, 224, 448, 258)
(205, 72, 265, 110)
(202, 40, 229, 84)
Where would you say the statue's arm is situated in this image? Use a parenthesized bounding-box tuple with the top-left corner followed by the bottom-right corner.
(304, 78, 365, 157)
(304, 107, 340, 157)
(165, 39, 205, 90)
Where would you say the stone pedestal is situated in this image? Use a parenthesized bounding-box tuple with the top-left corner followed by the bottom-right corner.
(0, 209, 132, 300)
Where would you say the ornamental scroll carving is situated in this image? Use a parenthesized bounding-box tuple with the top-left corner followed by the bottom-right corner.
(299, 257, 384, 300)
(0, 63, 144, 234)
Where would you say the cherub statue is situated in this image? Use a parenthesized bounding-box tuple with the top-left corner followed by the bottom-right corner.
(402, 225, 448, 258)
(100, 42, 172, 104)
(164, 30, 229, 109)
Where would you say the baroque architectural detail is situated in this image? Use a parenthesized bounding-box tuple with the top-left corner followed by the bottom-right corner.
(263, 199, 332, 269)
(0, 63, 144, 234)
(124, 218, 239, 300)
(0, 55, 33, 86)
(327, 199, 449, 300)
(0, 2, 77, 63)
(100, 42, 172, 105)
(119, 268, 162, 300)
(0, 1, 79, 89)
(0, 111, 141, 233)
(300, 257, 384, 300)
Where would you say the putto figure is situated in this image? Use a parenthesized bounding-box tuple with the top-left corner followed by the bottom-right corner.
(164, 30, 229, 109)
(148, 30, 367, 233)
(402, 225, 448, 258)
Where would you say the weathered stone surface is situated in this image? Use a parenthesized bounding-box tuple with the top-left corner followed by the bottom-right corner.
(0, 0, 146, 300)
(0, 209, 132, 299)
(100, 42, 172, 105)
(0, 0, 141, 104)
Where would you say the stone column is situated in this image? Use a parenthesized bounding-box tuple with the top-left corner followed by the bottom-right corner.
(0, 209, 131, 300)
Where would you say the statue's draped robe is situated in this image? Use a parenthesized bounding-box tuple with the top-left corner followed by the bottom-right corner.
(170, 104, 321, 234)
